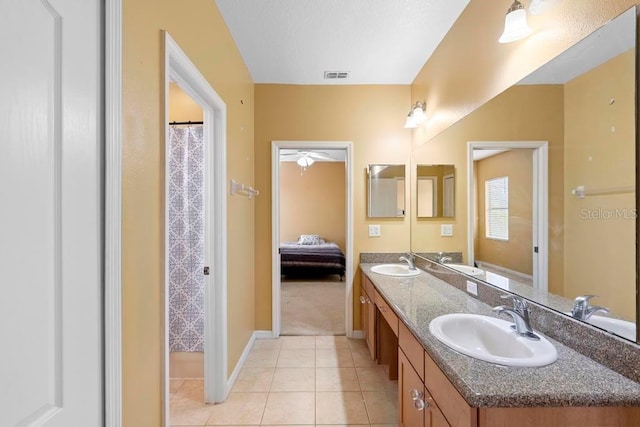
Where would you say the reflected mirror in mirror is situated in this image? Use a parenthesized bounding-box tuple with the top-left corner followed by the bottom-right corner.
(417, 164, 455, 218)
(368, 164, 406, 217)
(411, 7, 637, 342)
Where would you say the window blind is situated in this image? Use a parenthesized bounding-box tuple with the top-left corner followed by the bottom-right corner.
(486, 176, 509, 240)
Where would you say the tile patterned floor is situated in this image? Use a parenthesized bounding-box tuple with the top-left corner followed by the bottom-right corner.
(170, 336, 398, 426)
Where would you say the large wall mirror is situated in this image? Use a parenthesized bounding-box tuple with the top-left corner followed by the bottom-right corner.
(368, 164, 406, 217)
(417, 165, 455, 218)
(411, 7, 638, 343)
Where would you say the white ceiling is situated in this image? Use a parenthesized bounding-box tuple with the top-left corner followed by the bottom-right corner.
(215, 0, 470, 85)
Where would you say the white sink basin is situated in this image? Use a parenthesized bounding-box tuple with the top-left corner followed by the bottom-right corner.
(587, 316, 636, 341)
(445, 264, 485, 278)
(429, 313, 558, 367)
(370, 264, 421, 277)
(565, 314, 637, 341)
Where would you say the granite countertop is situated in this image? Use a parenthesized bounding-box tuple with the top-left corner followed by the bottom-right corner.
(360, 263, 640, 408)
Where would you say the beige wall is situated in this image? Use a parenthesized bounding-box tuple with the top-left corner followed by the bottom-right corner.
(475, 150, 533, 276)
(563, 49, 636, 320)
(254, 85, 412, 330)
(410, 0, 639, 142)
(169, 83, 204, 122)
(123, 1, 254, 425)
(410, 85, 565, 295)
(280, 162, 346, 250)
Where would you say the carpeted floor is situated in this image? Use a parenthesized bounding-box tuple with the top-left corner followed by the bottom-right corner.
(280, 278, 345, 335)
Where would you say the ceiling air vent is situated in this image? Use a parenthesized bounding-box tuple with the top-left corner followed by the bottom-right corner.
(323, 71, 349, 80)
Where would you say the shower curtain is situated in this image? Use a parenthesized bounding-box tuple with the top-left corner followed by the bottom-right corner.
(168, 125, 205, 352)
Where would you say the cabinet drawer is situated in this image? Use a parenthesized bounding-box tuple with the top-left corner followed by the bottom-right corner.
(374, 289, 398, 336)
(399, 322, 424, 381)
(424, 351, 476, 427)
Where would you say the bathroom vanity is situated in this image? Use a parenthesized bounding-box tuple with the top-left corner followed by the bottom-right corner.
(360, 265, 640, 427)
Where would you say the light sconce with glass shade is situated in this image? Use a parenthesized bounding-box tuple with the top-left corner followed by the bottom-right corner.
(499, 0, 532, 43)
(404, 100, 427, 129)
(499, 0, 562, 43)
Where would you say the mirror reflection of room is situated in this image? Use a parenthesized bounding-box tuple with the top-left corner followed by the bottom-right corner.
(368, 164, 406, 218)
(417, 164, 455, 218)
(411, 7, 637, 342)
(473, 149, 533, 286)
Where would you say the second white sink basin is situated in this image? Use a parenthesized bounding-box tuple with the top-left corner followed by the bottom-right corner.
(429, 313, 558, 367)
(445, 264, 485, 277)
(371, 264, 421, 277)
(564, 313, 637, 341)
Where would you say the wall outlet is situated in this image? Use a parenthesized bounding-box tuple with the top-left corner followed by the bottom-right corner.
(466, 281, 478, 296)
(368, 224, 381, 237)
(441, 224, 453, 237)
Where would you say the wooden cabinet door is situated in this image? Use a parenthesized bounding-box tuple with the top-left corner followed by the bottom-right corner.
(399, 349, 425, 427)
(366, 292, 376, 358)
(362, 274, 376, 360)
(425, 392, 451, 427)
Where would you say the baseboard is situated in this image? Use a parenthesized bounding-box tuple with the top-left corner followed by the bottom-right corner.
(226, 330, 276, 394)
(476, 260, 533, 281)
(255, 330, 276, 339)
(351, 330, 365, 339)
(226, 331, 258, 395)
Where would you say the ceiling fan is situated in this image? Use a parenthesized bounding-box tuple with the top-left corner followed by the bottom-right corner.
(279, 150, 336, 168)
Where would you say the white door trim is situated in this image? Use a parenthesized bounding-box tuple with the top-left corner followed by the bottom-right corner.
(105, 0, 123, 425)
(467, 141, 548, 293)
(164, 31, 228, 420)
(271, 141, 354, 337)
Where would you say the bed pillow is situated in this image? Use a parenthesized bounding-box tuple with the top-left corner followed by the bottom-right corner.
(298, 234, 323, 245)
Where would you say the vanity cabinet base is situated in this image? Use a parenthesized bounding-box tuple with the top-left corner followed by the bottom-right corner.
(478, 407, 640, 427)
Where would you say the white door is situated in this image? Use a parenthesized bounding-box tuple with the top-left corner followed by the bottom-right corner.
(0, 1, 103, 425)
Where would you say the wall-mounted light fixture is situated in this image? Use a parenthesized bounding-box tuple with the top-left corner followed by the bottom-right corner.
(404, 100, 427, 129)
(499, 0, 532, 43)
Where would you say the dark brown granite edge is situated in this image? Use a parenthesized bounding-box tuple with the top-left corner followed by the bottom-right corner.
(411, 255, 640, 384)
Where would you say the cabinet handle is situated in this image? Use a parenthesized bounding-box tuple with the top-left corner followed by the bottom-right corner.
(414, 398, 428, 411)
(360, 296, 366, 304)
(409, 388, 424, 401)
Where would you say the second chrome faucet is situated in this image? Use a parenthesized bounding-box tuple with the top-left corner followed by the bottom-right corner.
(493, 294, 541, 341)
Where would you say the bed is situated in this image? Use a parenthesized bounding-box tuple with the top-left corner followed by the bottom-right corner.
(279, 235, 346, 280)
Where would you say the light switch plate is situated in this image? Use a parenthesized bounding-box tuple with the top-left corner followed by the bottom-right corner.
(466, 281, 478, 296)
(441, 224, 453, 237)
(368, 224, 381, 237)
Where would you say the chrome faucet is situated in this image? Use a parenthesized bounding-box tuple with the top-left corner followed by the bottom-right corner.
(571, 295, 610, 321)
(399, 253, 417, 270)
(436, 251, 452, 264)
(493, 294, 540, 340)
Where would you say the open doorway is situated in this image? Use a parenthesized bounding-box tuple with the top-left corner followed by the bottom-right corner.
(166, 83, 205, 382)
(279, 149, 347, 335)
(467, 141, 548, 293)
(271, 141, 354, 338)
(164, 32, 228, 423)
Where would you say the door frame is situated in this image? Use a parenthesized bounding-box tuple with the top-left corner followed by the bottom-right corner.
(105, 0, 123, 425)
(163, 30, 228, 417)
(271, 141, 354, 337)
(467, 141, 548, 292)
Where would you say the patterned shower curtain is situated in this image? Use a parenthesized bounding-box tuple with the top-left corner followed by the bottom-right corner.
(168, 125, 205, 352)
